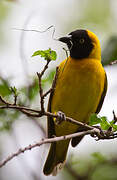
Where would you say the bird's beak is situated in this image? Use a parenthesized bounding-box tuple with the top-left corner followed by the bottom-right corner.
(58, 35, 72, 44)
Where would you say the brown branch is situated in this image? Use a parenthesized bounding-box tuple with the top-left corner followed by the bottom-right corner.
(42, 88, 52, 98)
(0, 97, 93, 130)
(0, 96, 41, 115)
(0, 124, 117, 168)
(14, 95, 17, 105)
(0, 129, 98, 168)
(113, 110, 117, 124)
(1, 95, 117, 140)
(37, 60, 51, 112)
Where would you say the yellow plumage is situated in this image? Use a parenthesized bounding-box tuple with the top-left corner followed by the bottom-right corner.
(53, 57, 105, 135)
(43, 29, 107, 175)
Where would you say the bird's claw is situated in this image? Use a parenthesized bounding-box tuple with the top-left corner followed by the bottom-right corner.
(55, 111, 66, 125)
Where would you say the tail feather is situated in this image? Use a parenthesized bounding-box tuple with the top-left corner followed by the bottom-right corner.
(43, 140, 70, 176)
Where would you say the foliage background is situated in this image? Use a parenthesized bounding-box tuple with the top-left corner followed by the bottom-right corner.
(0, 0, 117, 180)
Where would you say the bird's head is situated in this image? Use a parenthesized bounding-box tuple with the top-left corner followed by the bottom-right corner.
(58, 29, 101, 60)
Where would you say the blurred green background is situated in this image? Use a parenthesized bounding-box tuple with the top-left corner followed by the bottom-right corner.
(0, 0, 117, 180)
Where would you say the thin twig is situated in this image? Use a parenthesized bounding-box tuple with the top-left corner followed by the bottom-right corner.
(0, 95, 117, 139)
(12, 130, 40, 180)
(1, 94, 117, 141)
(14, 95, 17, 105)
(113, 110, 117, 124)
(0, 125, 117, 168)
(42, 88, 52, 98)
(0, 100, 93, 130)
(37, 60, 51, 112)
(0, 129, 98, 168)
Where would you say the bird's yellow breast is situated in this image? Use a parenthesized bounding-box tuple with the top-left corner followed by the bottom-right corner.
(51, 57, 105, 136)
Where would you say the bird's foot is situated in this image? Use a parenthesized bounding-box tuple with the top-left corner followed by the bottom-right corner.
(55, 111, 66, 125)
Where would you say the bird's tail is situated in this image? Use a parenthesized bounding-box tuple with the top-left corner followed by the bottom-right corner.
(43, 139, 70, 176)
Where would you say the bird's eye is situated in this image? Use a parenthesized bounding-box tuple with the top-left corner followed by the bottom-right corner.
(79, 38, 85, 44)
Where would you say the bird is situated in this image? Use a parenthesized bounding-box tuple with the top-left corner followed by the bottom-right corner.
(43, 29, 107, 176)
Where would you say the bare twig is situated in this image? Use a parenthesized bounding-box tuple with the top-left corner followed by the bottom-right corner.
(1, 95, 117, 140)
(14, 95, 17, 105)
(12, 130, 40, 180)
(0, 96, 93, 129)
(37, 60, 51, 112)
(0, 124, 117, 168)
(1, 94, 117, 139)
(113, 110, 117, 124)
(42, 88, 52, 98)
(0, 129, 98, 168)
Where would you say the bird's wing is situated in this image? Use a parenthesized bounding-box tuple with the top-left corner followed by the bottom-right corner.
(47, 67, 59, 138)
(71, 72, 107, 147)
(95, 72, 107, 114)
(71, 126, 86, 147)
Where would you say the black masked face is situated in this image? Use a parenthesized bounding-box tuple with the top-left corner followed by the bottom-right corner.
(59, 29, 94, 59)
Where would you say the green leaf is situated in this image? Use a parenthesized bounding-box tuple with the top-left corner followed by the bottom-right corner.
(112, 124, 117, 132)
(110, 120, 114, 125)
(100, 116, 111, 130)
(32, 48, 57, 61)
(89, 113, 102, 125)
(10, 86, 18, 96)
(89, 114, 111, 130)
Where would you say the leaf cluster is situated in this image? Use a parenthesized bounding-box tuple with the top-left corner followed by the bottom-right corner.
(89, 113, 117, 131)
(32, 48, 57, 61)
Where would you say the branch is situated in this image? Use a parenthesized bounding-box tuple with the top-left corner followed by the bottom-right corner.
(0, 96, 93, 130)
(0, 96, 41, 116)
(37, 60, 51, 112)
(1, 95, 117, 140)
(0, 129, 98, 168)
(1, 122, 117, 169)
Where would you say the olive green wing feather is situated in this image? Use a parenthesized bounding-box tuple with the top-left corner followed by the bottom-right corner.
(47, 67, 59, 138)
(71, 72, 107, 147)
(44, 67, 69, 175)
(95, 72, 107, 114)
(47, 92, 55, 138)
(71, 127, 86, 147)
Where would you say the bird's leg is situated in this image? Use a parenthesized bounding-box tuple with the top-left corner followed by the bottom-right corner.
(55, 111, 66, 125)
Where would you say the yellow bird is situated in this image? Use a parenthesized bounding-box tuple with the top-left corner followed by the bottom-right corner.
(43, 29, 107, 175)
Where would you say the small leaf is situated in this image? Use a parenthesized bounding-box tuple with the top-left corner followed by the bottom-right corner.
(100, 116, 111, 130)
(110, 120, 114, 125)
(112, 124, 117, 132)
(10, 86, 18, 96)
(32, 48, 57, 61)
(89, 113, 102, 126)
